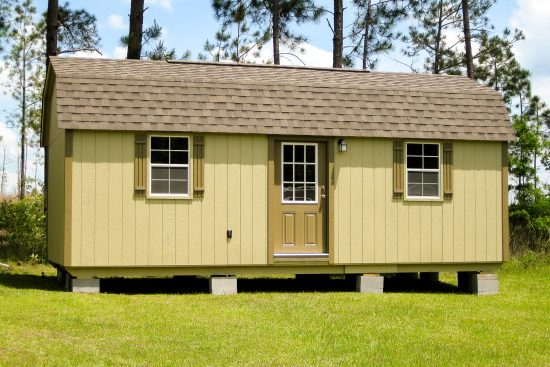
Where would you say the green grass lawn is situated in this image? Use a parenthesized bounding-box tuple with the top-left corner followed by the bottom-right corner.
(1, 259, 549, 367)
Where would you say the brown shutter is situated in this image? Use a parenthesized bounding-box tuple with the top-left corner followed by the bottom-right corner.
(393, 141, 404, 199)
(134, 134, 147, 195)
(443, 142, 453, 199)
(193, 136, 205, 196)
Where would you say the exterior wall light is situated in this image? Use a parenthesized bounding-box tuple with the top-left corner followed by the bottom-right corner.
(338, 138, 347, 152)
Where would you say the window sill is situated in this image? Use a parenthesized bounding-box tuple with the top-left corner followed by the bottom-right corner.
(404, 196, 443, 202)
(146, 194, 192, 200)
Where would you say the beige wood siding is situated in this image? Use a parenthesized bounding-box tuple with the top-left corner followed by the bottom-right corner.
(333, 138, 503, 264)
(46, 87, 66, 265)
(70, 132, 268, 266)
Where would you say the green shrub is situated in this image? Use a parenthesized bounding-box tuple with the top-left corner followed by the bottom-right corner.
(509, 187, 550, 254)
(0, 195, 46, 261)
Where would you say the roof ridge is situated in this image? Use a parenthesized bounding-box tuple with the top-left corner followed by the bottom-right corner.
(56, 73, 492, 95)
(50, 56, 472, 79)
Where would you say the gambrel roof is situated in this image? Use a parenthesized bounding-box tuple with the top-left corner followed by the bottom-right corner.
(45, 56, 514, 141)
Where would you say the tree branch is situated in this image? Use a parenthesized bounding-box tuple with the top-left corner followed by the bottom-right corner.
(279, 52, 306, 65)
(58, 47, 103, 55)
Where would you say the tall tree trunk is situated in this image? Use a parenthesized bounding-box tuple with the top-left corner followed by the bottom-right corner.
(362, 0, 372, 70)
(1, 145, 5, 195)
(20, 46, 26, 199)
(272, 0, 281, 65)
(433, 0, 444, 74)
(46, 0, 58, 61)
(127, 0, 144, 59)
(462, 0, 474, 79)
(333, 0, 343, 68)
(534, 107, 539, 188)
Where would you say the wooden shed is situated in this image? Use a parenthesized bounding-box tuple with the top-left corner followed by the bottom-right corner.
(41, 57, 514, 294)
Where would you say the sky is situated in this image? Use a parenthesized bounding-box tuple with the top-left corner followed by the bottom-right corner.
(0, 0, 549, 194)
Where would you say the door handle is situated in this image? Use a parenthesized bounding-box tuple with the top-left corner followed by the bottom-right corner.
(320, 186, 326, 200)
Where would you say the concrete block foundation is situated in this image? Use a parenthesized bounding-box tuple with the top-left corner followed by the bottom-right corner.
(71, 278, 100, 293)
(458, 272, 498, 295)
(209, 276, 237, 295)
(356, 274, 384, 294)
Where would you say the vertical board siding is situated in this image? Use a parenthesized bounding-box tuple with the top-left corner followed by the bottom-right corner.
(46, 86, 66, 265)
(227, 135, 242, 265)
(71, 131, 82, 265)
(333, 139, 503, 264)
(252, 136, 267, 264)
(71, 133, 501, 267)
(71, 132, 267, 267)
(121, 134, 136, 265)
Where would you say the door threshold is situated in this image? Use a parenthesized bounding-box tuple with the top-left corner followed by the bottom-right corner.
(274, 253, 329, 258)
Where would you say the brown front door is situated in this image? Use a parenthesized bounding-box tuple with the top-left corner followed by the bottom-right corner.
(273, 141, 327, 255)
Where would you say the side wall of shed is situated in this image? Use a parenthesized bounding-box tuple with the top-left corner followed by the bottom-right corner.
(47, 87, 66, 265)
(333, 139, 503, 264)
(70, 131, 268, 267)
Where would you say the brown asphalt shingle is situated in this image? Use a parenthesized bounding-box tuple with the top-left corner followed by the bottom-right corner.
(48, 57, 515, 141)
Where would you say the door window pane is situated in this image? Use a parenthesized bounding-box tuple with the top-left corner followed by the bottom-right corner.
(295, 145, 304, 162)
(306, 146, 315, 163)
(306, 164, 315, 183)
(294, 184, 305, 201)
(281, 143, 318, 203)
(283, 145, 293, 162)
(283, 164, 293, 181)
(305, 184, 316, 202)
(295, 164, 304, 181)
(283, 183, 293, 201)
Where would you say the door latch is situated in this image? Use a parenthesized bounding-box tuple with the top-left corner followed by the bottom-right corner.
(320, 185, 326, 200)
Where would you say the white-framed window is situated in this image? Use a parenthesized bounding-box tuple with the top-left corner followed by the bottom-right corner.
(281, 142, 318, 204)
(406, 142, 440, 199)
(149, 135, 190, 197)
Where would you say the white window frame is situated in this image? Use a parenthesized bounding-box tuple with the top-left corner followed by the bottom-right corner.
(405, 142, 441, 200)
(281, 142, 318, 204)
(148, 135, 190, 199)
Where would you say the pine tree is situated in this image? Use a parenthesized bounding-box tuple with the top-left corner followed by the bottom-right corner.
(402, 0, 462, 74)
(403, 0, 493, 75)
(3, 0, 43, 198)
(121, 19, 187, 60)
(0, 0, 10, 51)
(42, 1, 101, 57)
(475, 28, 524, 92)
(211, 1, 268, 62)
(348, 0, 410, 70)
(200, 26, 231, 61)
(211, 0, 323, 64)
